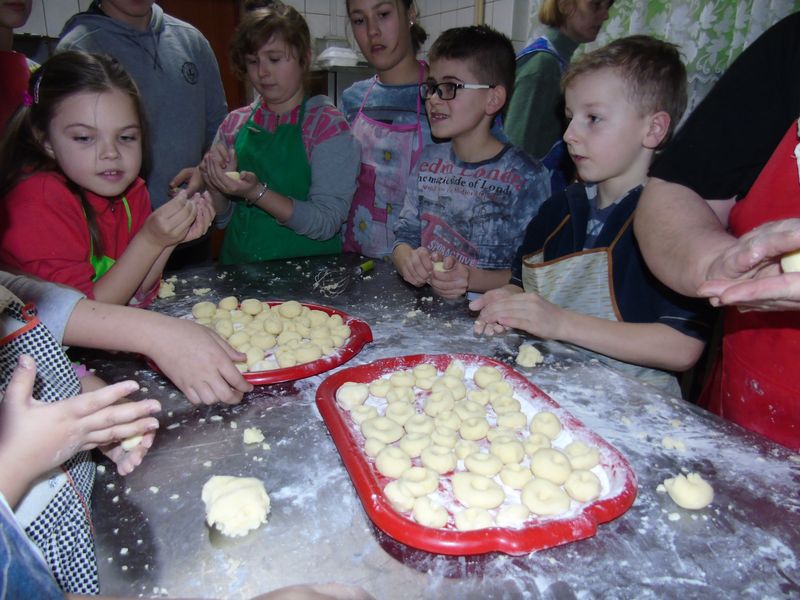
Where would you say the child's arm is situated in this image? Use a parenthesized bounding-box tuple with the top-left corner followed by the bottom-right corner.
(0, 355, 160, 508)
(472, 289, 705, 372)
(392, 243, 434, 288)
(63, 299, 252, 405)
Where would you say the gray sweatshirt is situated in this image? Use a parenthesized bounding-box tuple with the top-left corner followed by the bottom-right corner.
(57, 2, 228, 208)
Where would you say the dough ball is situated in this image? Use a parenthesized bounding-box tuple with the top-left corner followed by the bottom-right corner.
(262, 316, 284, 335)
(486, 427, 517, 442)
(663, 473, 714, 510)
(485, 380, 514, 401)
(384, 480, 415, 512)
(530, 411, 562, 440)
(192, 301, 216, 319)
(404, 414, 435, 435)
(228, 331, 251, 349)
(467, 389, 490, 405)
(361, 416, 404, 444)
(516, 343, 544, 367)
(490, 436, 525, 464)
(459, 416, 489, 441)
(474, 365, 503, 389)
(274, 347, 297, 368)
(308, 309, 329, 327)
(432, 375, 467, 401)
(278, 300, 302, 318)
(464, 451, 503, 477)
(414, 376, 436, 390)
(424, 389, 455, 417)
(412, 363, 438, 381)
(564, 470, 602, 503)
(225, 171, 242, 180)
(386, 386, 416, 404)
(495, 504, 531, 528)
(497, 411, 527, 430)
(397, 466, 439, 497)
(430, 426, 458, 449)
(375, 446, 412, 478)
(213, 319, 234, 339)
(277, 330, 302, 346)
(243, 427, 265, 445)
(330, 324, 351, 340)
(294, 322, 312, 338)
(229, 310, 252, 326)
(364, 437, 385, 458)
(491, 396, 522, 415)
(121, 434, 143, 451)
(781, 249, 800, 273)
(451, 472, 504, 509)
(218, 296, 239, 311)
(432, 261, 446, 272)
(368, 378, 391, 398)
(521, 478, 571, 516)
(412, 496, 449, 528)
(330, 334, 347, 348)
(399, 432, 431, 457)
(250, 333, 277, 350)
(530, 448, 572, 485)
(245, 347, 264, 367)
(499, 463, 533, 489)
(420, 444, 457, 474)
(308, 326, 330, 340)
(453, 400, 484, 421)
(336, 382, 370, 410)
(444, 359, 466, 379)
(350, 405, 379, 425)
(523, 433, 551, 455)
(201, 475, 270, 537)
(454, 439, 480, 460)
(433, 410, 461, 432)
(454, 507, 493, 531)
(327, 313, 344, 327)
(295, 343, 323, 364)
(564, 441, 600, 470)
(240, 298, 263, 316)
(385, 401, 415, 425)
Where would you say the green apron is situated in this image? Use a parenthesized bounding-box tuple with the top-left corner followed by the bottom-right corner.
(220, 99, 342, 265)
(89, 196, 131, 281)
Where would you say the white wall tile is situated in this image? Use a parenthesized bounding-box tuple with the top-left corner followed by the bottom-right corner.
(306, 0, 329, 15)
(440, 9, 458, 31)
(456, 6, 472, 26)
(511, 0, 528, 41)
(335, 15, 349, 38)
(422, 0, 441, 17)
(482, 1, 493, 27)
(42, 0, 82, 37)
(284, 0, 305, 13)
(78, 0, 93, 11)
(441, 0, 459, 14)
(490, 0, 512, 35)
(457, 0, 472, 9)
(306, 13, 332, 39)
(17, 0, 47, 36)
(337, 1, 350, 17)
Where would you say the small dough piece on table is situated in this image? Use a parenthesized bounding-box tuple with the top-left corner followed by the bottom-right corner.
(389, 370, 416, 388)
(454, 507, 493, 531)
(523, 433, 551, 455)
(201, 476, 270, 537)
(404, 414, 435, 435)
(564, 441, 600, 470)
(363, 437, 385, 458)
(490, 436, 525, 464)
(277, 300, 303, 318)
(398, 466, 439, 497)
(375, 446, 412, 478)
(385, 401, 415, 425)
(242, 428, 265, 445)
(157, 279, 176, 298)
(336, 382, 370, 410)
(218, 296, 239, 311)
(430, 426, 458, 449)
(192, 301, 216, 319)
(350, 405, 379, 425)
(496, 504, 531, 528)
(361, 416, 404, 444)
(384, 480, 416, 512)
(412, 497, 449, 528)
(459, 416, 490, 441)
(434, 410, 461, 432)
(530, 411, 562, 440)
(432, 261, 446, 272)
(530, 448, 572, 485)
(564, 470, 602, 503)
(516, 343, 544, 367)
(368, 378, 391, 398)
(497, 411, 527, 430)
(454, 439, 480, 460)
(663, 473, 714, 510)
(451, 472, 505, 509)
(121, 434, 143, 451)
(781, 249, 800, 273)
(499, 463, 533, 489)
(521, 478, 571, 516)
(473, 365, 503, 388)
(399, 432, 431, 457)
(420, 444, 457, 474)
(240, 298, 263, 315)
(464, 451, 503, 477)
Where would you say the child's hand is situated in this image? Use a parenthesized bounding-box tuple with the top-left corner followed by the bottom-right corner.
(181, 192, 216, 243)
(169, 166, 205, 197)
(0, 355, 160, 504)
(430, 254, 469, 299)
(474, 290, 564, 339)
(396, 246, 434, 287)
(470, 286, 521, 335)
(201, 146, 262, 199)
(99, 431, 155, 476)
(142, 189, 199, 247)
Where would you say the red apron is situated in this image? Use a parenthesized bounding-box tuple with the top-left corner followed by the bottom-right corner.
(702, 120, 800, 450)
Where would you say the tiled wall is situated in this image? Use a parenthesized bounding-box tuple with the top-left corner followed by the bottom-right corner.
(17, 0, 531, 54)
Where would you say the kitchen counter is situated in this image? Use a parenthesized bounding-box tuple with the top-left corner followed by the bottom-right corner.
(83, 255, 800, 599)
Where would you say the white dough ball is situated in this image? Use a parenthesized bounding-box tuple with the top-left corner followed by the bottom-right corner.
(364, 437, 385, 458)
(385, 401, 415, 425)
(218, 296, 239, 311)
(495, 504, 531, 528)
(464, 451, 503, 477)
(663, 473, 714, 510)
(474, 365, 503, 388)
(375, 446, 412, 478)
(397, 466, 439, 497)
(564, 470, 602, 503)
(412, 496, 449, 528)
(420, 444, 457, 474)
(399, 432, 431, 457)
(368, 378, 391, 398)
(404, 414, 435, 435)
(240, 298, 263, 315)
(278, 300, 302, 318)
(521, 478, 571, 516)
(454, 507, 493, 531)
(530, 448, 572, 485)
(213, 319, 234, 339)
(516, 343, 544, 367)
(530, 411, 562, 439)
(499, 463, 533, 489)
(336, 382, 370, 409)
(350, 405, 379, 425)
(384, 480, 415, 512)
(564, 441, 600, 470)
(451, 472, 505, 509)
(192, 301, 216, 319)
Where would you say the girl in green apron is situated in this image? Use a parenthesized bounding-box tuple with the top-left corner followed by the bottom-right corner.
(201, 3, 359, 265)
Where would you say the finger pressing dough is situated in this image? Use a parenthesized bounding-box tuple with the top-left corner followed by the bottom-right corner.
(521, 478, 571, 516)
(201, 476, 270, 537)
(663, 473, 714, 510)
(121, 434, 143, 451)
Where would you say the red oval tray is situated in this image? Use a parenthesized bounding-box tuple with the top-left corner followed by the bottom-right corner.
(316, 353, 637, 556)
(152, 302, 372, 386)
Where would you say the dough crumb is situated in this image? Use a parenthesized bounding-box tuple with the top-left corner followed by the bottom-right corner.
(661, 436, 686, 452)
(149, 486, 159, 494)
(209, 415, 223, 422)
(230, 421, 238, 429)
(243, 427, 265, 445)
(670, 419, 682, 429)
(667, 512, 680, 521)
(203, 461, 212, 467)
(516, 344, 544, 367)
(97, 465, 106, 475)
(157, 280, 176, 298)
(193, 287, 211, 296)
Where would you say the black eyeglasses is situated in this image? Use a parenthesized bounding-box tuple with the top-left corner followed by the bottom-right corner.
(418, 80, 496, 101)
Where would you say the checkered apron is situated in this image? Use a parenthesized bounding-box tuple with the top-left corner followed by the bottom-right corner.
(0, 294, 98, 594)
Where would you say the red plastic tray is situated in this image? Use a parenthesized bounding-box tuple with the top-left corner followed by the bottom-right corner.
(316, 353, 637, 556)
(154, 302, 373, 385)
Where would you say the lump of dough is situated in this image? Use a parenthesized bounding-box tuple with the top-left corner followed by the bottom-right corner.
(412, 496, 449, 528)
(192, 301, 216, 319)
(363, 437, 385, 458)
(432, 375, 467, 401)
(404, 414, 435, 435)
(274, 347, 297, 368)
(432, 261, 446, 272)
(490, 436, 525, 464)
(386, 386, 415, 404)
(384, 480, 415, 512)
(499, 463, 533, 489)
(453, 399, 484, 421)
(491, 396, 521, 415)
(397, 466, 439, 497)
(361, 416, 404, 444)
(430, 426, 458, 449)
(454, 507, 493, 531)
(444, 359, 465, 379)
(523, 433, 551, 455)
(375, 446, 412, 478)
(121, 434, 143, 451)
(496, 503, 531, 528)
(225, 171, 242, 180)
(336, 382, 370, 409)
(530, 411, 562, 439)
(464, 451, 503, 477)
(451, 472, 505, 509)
(242, 428, 265, 445)
(564, 470, 601, 502)
(278, 300, 302, 318)
(433, 410, 461, 432)
(516, 343, 544, 367)
(240, 298, 263, 316)
(459, 416, 489, 441)
(564, 441, 600, 470)
(497, 411, 527, 430)
(219, 296, 239, 311)
(473, 365, 503, 388)
(424, 389, 455, 417)
(213, 319, 234, 339)
(530, 448, 572, 485)
(294, 343, 322, 364)
(781, 249, 800, 273)
(350, 405, 378, 425)
(412, 363, 438, 380)
(454, 439, 480, 460)
(389, 370, 416, 389)
(201, 475, 270, 537)
(368, 378, 391, 398)
(521, 478, 570, 516)
(663, 473, 714, 510)
(399, 432, 431, 457)
(420, 444, 457, 474)
(385, 401, 415, 425)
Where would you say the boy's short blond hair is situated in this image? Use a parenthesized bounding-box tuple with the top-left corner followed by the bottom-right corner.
(562, 35, 687, 147)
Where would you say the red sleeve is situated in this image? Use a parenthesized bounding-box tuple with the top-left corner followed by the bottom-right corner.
(0, 173, 98, 297)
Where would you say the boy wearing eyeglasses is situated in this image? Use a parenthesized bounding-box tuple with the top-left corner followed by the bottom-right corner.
(392, 25, 550, 299)
(472, 36, 711, 396)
